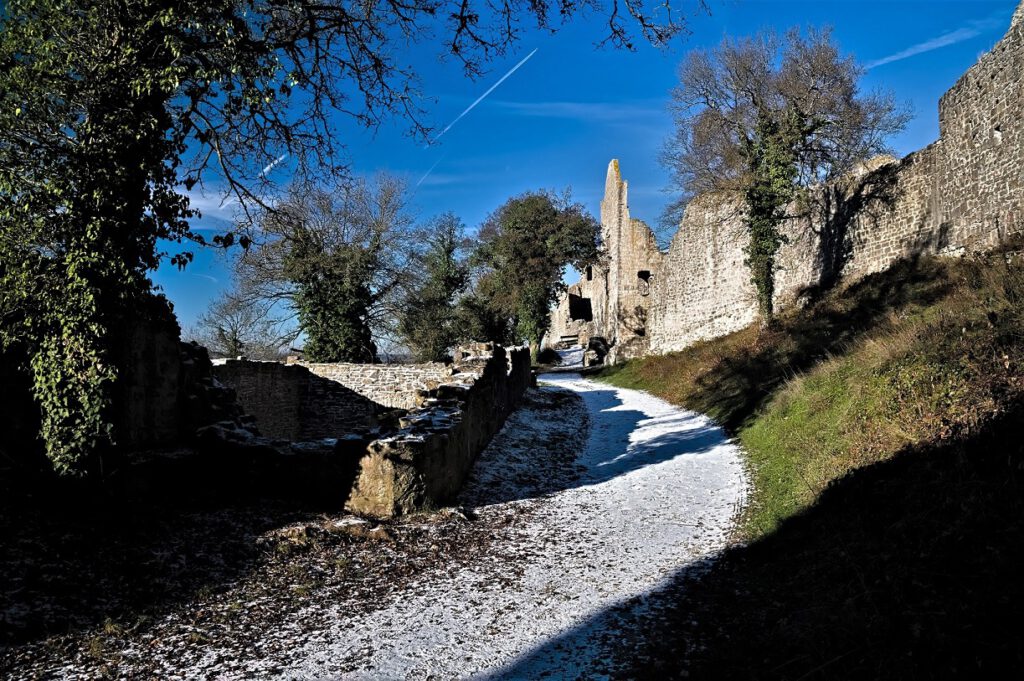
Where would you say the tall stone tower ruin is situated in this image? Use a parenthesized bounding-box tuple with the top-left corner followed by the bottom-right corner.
(547, 160, 663, 363)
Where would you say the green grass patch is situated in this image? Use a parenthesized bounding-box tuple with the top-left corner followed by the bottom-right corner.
(598, 254, 1024, 541)
(598, 253, 1024, 677)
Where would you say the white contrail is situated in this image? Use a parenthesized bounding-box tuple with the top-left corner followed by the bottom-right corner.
(429, 48, 539, 145)
(415, 153, 448, 189)
(866, 13, 1003, 70)
(261, 153, 288, 177)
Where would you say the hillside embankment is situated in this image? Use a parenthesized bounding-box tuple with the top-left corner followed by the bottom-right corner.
(598, 251, 1024, 678)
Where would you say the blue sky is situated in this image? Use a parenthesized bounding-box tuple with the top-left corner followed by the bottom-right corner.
(155, 0, 1022, 329)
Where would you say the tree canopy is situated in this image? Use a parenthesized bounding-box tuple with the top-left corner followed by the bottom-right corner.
(0, 0, 700, 474)
(236, 175, 418, 362)
(473, 191, 600, 354)
(662, 28, 909, 322)
(398, 214, 470, 362)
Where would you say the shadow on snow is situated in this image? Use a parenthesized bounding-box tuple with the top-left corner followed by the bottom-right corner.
(486, 402, 1024, 680)
(461, 376, 731, 508)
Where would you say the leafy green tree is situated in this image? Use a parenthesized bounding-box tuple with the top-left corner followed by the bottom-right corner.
(398, 214, 470, 362)
(237, 176, 417, 363)
(663, 29, 909, 323)
(455, 285, 516, 348)
(473, 191, 600, 357)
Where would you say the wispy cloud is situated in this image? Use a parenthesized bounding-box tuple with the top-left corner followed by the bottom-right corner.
(414, 153, 449, 190)
(190, 273, 220, 284)
(430, 48, 538, 145)
(866, 12, 1006, 69)
(185, 188, 238, 224)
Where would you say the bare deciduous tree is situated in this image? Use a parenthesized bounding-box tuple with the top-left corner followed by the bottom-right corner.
(662, 28, 910, 321)
(184, 293, 297, 360)
(665, 28, 909, 205)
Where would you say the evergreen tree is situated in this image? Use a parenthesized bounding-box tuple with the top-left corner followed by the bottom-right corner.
(473, 191, 600, 357)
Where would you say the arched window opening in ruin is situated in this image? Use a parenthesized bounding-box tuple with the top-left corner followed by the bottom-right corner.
(585, 265, 593, 281)
(994, 125, 1003, 145)
(638, 270, 652, 296)
(568, 294, 593, 322)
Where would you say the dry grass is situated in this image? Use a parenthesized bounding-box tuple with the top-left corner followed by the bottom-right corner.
(600, 254, 1024, 539)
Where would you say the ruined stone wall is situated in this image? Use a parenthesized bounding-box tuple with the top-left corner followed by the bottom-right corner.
(346, 344, 533, 518)
(647, 5, 1024, 355)
(646, 196, 757, 351)
(128, 345, 531, 514)
(547, 272, 604, 349)
(114, 310, 188, 448)
(212, 362, 319, 440)
(933, 11, 1024, 251)
(600, 161, 665, 362)
(302, 362, 453, 410)
(546, 160, 663, 361)
(212, 360, 452, 440)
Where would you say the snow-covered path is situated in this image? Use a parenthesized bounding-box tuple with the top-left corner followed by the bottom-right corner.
(270, 374, 748, 679)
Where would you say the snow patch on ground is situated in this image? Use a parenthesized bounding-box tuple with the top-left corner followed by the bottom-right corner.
(556, 345, 585, 369)
(20, 375, 747, 679)
(276, 373, 747, 679)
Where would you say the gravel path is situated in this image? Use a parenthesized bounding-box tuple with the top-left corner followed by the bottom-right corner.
(279, 373, 747, 679)
(4, 375, 747, 679)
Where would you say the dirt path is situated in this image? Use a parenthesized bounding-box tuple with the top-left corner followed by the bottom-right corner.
(271, 374, 747, 679)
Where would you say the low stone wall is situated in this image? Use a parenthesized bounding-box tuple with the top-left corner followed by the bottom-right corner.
(302, 362, 454, 410)
(212, 360, 455, 440)
(114, 342, 528, 512)
(345, 344, 533, 517)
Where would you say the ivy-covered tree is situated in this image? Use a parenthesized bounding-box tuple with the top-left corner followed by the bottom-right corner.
(398, 214, 470, 362)
(744, 110, 801, 321)
(473, 191, 600, 357)
(663, 29, 909, 323)
(236, 176, 417, 363)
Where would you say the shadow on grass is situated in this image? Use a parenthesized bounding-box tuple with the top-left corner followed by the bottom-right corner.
(704, 258, 955, 431)
(602, 257, 957, 433)
(490, 402, 1024, 679)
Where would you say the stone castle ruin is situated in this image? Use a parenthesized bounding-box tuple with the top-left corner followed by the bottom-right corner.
(1, 317, 531, 519)
(547, 159, 664, 364)
(550, 3, 1024, 359)
(207, 343, 532, 517)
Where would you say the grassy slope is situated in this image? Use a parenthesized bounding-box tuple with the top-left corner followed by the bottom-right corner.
(597, 253, 1024, 678)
